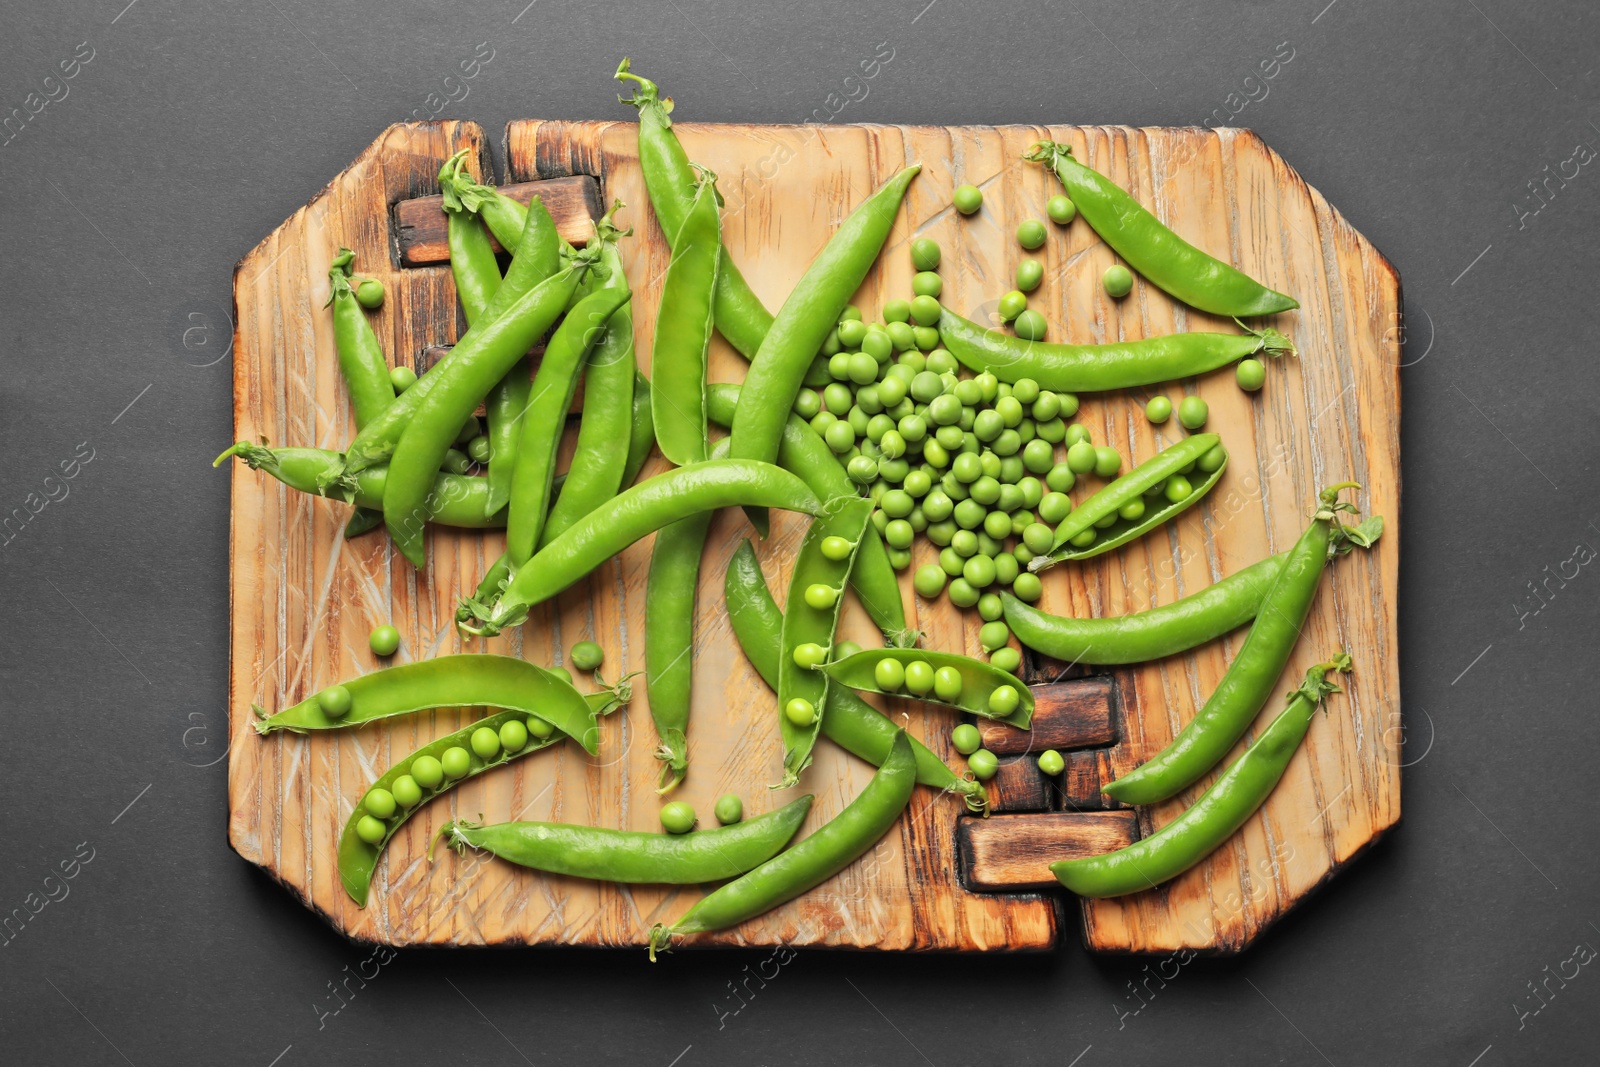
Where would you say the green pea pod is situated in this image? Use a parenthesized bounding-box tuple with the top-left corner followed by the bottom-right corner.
(621, 370, 655, 488)
(438, 150, 504, 325)
(437, 794, 812, 884)
(504, 287, 633, 566)
(615, 59, 774, 361)
(1037, 434, 1225, 568)
(1025, 141, 1299, 318)
(723, 539, 987, 814)
(343, 508, 385, 539)
(325, 248, 397, 429)
(1002, 553, 1289, 666)
(706, 383, 914, 648)
(337, 685, 629, 907)
(461, 459, 822, 637)
(1054, 655, 1350, 897)
(777, 495, 874, 787)
(542, 215, 638, 545)
(817, 649, 1032, 729)
(938, 309, 1295, 393)
(215, 442, 506, 529)
(651, 170, 720, 466)
(646, 507, 714, 795)
(729, 165, 920, 531)
(1102, 484, 1378, 805)
(253, 654, 604, 753)
(649, 730, 916, 960)
(333, 198, 574, 491)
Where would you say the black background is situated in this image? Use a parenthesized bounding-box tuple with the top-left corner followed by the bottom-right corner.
(2, 1, 1597, 1064)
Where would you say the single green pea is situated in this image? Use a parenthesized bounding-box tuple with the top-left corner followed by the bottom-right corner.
(465, 435, 492, 464)
(904, 660, 936, 695)
(847, 455, 877, 484)
(526, 715, 555, 740)
(317, 684, 352, 718)
(963, 554, 997, 589)
(884, 518, 914, 549)
(822, 329, 843, 358)
(866, 412, 895, 444)
(935, 425, 965, 453)
(1022, 522, 1056, 555)
(1103, 264, 1133, 298)
(1069, 528, 1098, 549)
(368, 624, 400, 658)
(840, 304, 863, 323)
(987, 680, 1019, 712)
(660, 801, 697, 834)
(951, 723, 983, 755)
(933, 665, 964, 701)
(861, 330, 893, 362)
(455, 416, 482, 446)
(804, 584, 839, 611)
(391, 775, 423, 809)
(898, 415, 928, 444)
(1045, 463, 1076, 493)
(990, 646, 1022, 673)
(878, 457, 910, 483)
(879, 429, 907, 460)
(953, 378, 982, 407)
(569, 640, 604, 672)
(947, 577, 980, 608)
(881, 490, 913, 519)
(498, 718, 529, 753)
(820, 535, 854, 562)
(442, 448, 474, 475)
(1178, 395, 1209, 430)
(993, 552, 1019, 586)
(1035, 417, 1066, 444)
(793, 642, 829, 669)
(911, 238, 941, 271)
(898, 350, 927, 374)
(793, 389, 822, 420)
(410, 755, 444, 789)
(1046, 195, 1077, 225)
(874, 657, 907, 691)
(952, 498, 984, 531)
(1013, 309, 1048, 341)
(950, 530, 979, 560)
(470, 726, 502, 760)
(976, 531, 1004, 558)
(844, 351, 877, 386)
(926, 519, 956, 546)
(921, 489, 954, 521)
(907, 506, 929, 534)
(1015, 419, 1036, 446)
(824, 420, 856, 454)
(355, 278, 386, 309)
(992, 395, 1023, 428)
(846, 405, 870, 436)
(908, 371, 944, 405)
(958, 409, 977, 433)
(389, 366, 418, 392)
(940, 547, 967, 577)
(356, 815, 388, 845)
(911, 271, 944, 299)
(982, 510, 1012, 540)
(837, 318, 868, 348)
(910, 295, 942, 327)
(1016, 219, 1048, 250)
(1018, 476, 1044, 509)
(1029, 390, 1059, 421)
(1012, 571, 1044, 603)
(1004, 378, 1037, 405)
(713, 794, 743, 826)
(1016, 259, 1044, 293)
(977, 592, 1004, 622)
(1038, 749, 1066, 775)
(997, 290, 1027, 323)
(952, 451, 984, 484)
(1058, 392, 1080, 417)
(1093, 446, 1122, 479)
(821, 382, 852, 415)
(1236, 358, 1266, 392)
(1095, 512, 1119, 529)
(991, 428, 1020, 459)
(784, 697, 818, 727)
(883, 299, 911, 324)
(968, 749, 999, 781)
(997, 483, 1025, 514)
(827, 353, 853, 382)
(886, 320, 916, 351)
(1118, 499, 1147, 522)
(1020, 439, 1053, 475)
(913, 564, 947, 599)
(1197, 443, 1228, 473)
(967, 476, 999, 507)
(811, 412, 838, 438)
(972, 409, 1003, 443)
(953, 184, 983, 215)
(440, 746, 472, 780)
(1066, 440, 1098, 474)
(364, 787, 397, 820)
(877, 374, 909, 408)
(1146, 395, 1172, 424)
(927, 394, 962, 428)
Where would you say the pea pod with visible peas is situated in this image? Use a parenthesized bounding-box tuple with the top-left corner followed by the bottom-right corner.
(818, 648, 1032, 729)
(338, 684, 630, 906)
(615, 59, 773, 361)
(723, 540, 987, 813)
(326, 248, 400, 538)
(434, 795, 811, 884)
(1033, 434, 1226, 570)
(459, 459, 822, 636)
(650, 169, 720, 466)
(649, 730, 916, 960)
(1103, 484, 1381, 804)
(1025, 141, 1299, 318)
(776, 495, 875, 787)
(1055, 655, 1350, 897)
(252, 654, 607, 753)
(938, 308, 1295, 394)
(1002, 553, 1290, 665)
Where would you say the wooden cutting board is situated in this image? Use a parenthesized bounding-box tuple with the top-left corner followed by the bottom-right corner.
(227, 117, 1401, 953)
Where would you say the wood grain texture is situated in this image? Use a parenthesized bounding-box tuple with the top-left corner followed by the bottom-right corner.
(961, 812, 1140, 891)
(394, 175, 602, 265)
(980, 675, 1118, 755)
(229, 117, 1400, 954)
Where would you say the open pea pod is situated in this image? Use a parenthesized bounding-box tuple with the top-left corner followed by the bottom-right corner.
(253, 655, 603, 755)
(1036, 433, 1225, 570)
(337, 686, 628, 907)
(817, 649, 1032, 730)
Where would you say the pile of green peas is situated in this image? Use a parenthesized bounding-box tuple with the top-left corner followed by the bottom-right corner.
(948, 722, 1065, 783)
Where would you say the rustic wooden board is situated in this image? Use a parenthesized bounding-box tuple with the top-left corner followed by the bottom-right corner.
(229, 116, 1400, 954)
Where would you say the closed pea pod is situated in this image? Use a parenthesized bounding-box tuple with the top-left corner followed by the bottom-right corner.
(818, 649, 1032, 729)
(651, 169, 721, 466)
(776, 495, 875, 786)
(622, 370, 656, 487)
(438, 151, 503, 326)
(460, 460, 822, 636)
(1025, 141, 1299, 317)
(615, 60, 773, 361)
(723, 541, 988, 813)
(649, 730, 916, 960)
(1055, 656, 1351, 897)
(252, 654, 609, 753)
(434, 795, 812, 884)
(938, 308, 1295, 393)
(1102, 485, 1381, 805)
(337, 685, 630, 906)
(1002, 552, 1291, 665)
(1034, 434, 1226, 570)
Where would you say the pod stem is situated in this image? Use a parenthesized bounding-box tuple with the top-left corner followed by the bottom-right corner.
(325, 248, 357, 306)
(428, 819, 481, 862)
(614, 58, 673, 121)
(886, 626, 923, 650)
(1295, 652, 1354, 707)
(654, 729, 688, 795)
(958, 778, 991, 816)
(647, 923, 672, 962)
(1240, 320, 1297, 358)
(1022, 140, 1071, 167)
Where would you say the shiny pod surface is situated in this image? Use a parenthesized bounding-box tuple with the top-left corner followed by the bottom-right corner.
(817, 648, 1033, 729)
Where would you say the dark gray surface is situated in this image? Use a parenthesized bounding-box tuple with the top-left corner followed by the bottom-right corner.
(1, 0, 1596, 1063)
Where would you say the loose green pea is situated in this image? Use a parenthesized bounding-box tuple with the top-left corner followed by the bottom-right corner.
(898, 350, 926, 374)
(793, 642, 829, 669)
(784, 697, 817, 727)
(876, 375, 909, 408)
(794, 389, 822, 419)
(827, 353, 853, 382)
(470, 726, 501, 760)
(391, 775, 422, 809)
(1236, 358, 1266, 391)
(950, 530, 979, 559)
(355, 278, 386, 309)
(1012, 572, 1043, 603)
(987, 680, 1019, 712)
(993, 552, 1019, 586)
(982, 510, 1011, 540)
(442, 449, 474, 475)
(824, 420, 856, 454)
(356, 815, 388, 845)
(1038, 491, 1072, 524)
(804, 583, 838, 610)
(953, 184, 983, 215)
(1038, 749, 1065, 775)
(364, 787, 397, 820)
(410, 755, 444, 789)
(913, 564, 947, 599)
(968, 749, 999, 781)
(1018, 476, 1043, 509)
(1093, 446, 1122, 479)
(1146, 395, 1172, 423)
(874, 657, 907, 691)
(570, 640, 604, 672)
(1016, 259, 1044, 292)
(997, 290, 1027, 323)
(912, 271, 943, 298)
(882, 489, 914, 518)
(933, 666, 964, 701)
(969, 476, 1000, 507)
(1066, 440, 1098, 474)
(904, 660, 936, 695)
(949, 724, 981, 757)
(1046, 195, 1077, 224)
(466, 436, 492, 464)
(947, 577, 980, 608)
(1178, 395, 1209, 429)
(837, 318, 868, 348)
(880, 430, 906, 459)
(990, 646, 1022, 673)
(910, 295, 942, 327)
(883, 299, 911, 324)
(847, 455, 877, 484)
(911, 238, 941, 271)
(389, 366, 417, 392)
(369, 624, 400, 657)
(527, 715, 555, 740)
(885, 518, 914, 549)
(898, 414, 928, 443)
(1197, 443, 1228, 472)
(1016, 219, 1047, 250)
(976, 593, 1003, 622)
(1020, 522, 1052, 555)
(878, 457, 910, 483)
(1013, 309, 1048, 341)
(963, 554, 997, 589)
(440, 746, 471, 779)
(1045, 463, 1076, 493)
(976, 531, 1004, 558)
(1103, 264, 1133, 298)
(714, 794, 744, 825)
(498, 718, 529, 753)
(317, 685, 352, 718)
(926, 519, 956, 546)
(1021, 439, 1054, 475)
(660, 801, 697, 834)
(861, 330, 893, 362)
(997, 484, 1025, 514)
(839, 304, 863, 322)
(846, 351, 879, 386)
(886, 321, 916, 351)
